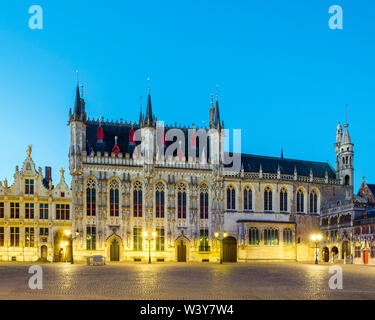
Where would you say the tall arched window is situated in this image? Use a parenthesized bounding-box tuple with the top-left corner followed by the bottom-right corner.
(264, 186, 272, 211)
(200, 183, 209, 220)
(177, 183, 187, 219)
(310, 190, 318, 214)
(296, 189, 304, 213)
(155, 182, 165, 218)
(264, 228, 279, 246)
(109, 180, 119, 217)
(243, 186, 252, 211)
(133, 181, 143, 217)
(280, 187, 288, 212)
(227, 185, 236, 210)
(283, 228, 293, 246)
(86, 178, 96, 216)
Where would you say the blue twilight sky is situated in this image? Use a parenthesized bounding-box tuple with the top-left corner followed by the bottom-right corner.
(0, 0, 374, 191)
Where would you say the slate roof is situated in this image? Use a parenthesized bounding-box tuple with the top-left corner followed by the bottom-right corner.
(367, 184, 375, 197)
(237, 153, 336, 179)
(85, 121, 336, 179)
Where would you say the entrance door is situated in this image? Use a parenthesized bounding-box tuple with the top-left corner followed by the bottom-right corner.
(41, 245, 47, 259)
(177, 241, 186, 262)
(110, 239, 120, 261)
(322, 247, 329, 262)
(363, 250, 369, 265)
(223, 237, 237, 262)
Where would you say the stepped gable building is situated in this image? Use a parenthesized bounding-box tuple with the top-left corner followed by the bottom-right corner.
(320, 179, 375, 265)
(0, 146, 72, 262)
(68, 84, 353, 262)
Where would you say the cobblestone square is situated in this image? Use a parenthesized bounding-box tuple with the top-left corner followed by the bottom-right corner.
(0, 262, 374, 300)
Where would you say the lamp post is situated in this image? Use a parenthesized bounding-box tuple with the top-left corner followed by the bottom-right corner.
(143, 231, 157, 264)
(65, 229, 80, 264)
(311, 234, 322, 264)
(214, 232, 228, 264)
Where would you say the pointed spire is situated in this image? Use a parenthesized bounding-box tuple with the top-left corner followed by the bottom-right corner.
(139, 96, 143, 125)
(142, 89, 155, 127)
(73, 84, 82, 116)
(213, 95, 221, 129)
(281, 148, 284, 159)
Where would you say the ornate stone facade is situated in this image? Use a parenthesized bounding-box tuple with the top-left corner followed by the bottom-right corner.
(0, 147, 72, 261)
(68, 85, 354, 263)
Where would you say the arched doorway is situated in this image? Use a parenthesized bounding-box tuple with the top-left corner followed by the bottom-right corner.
(110, 239, 120, 261)
(322, 247, 329, 262)
(342, 241, 350, 259)
(223, 236, 237, 262)
(53, 229, 71, 262)
(177, 240, 186, 262)
(41, 245, 48, 260)
(331, 246, 339, 261)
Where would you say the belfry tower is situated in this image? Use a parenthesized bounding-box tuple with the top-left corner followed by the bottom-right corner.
(335, 121, 354, 194)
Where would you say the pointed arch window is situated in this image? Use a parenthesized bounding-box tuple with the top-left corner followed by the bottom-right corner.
(155, 182, 165, 218)
(297, 189, 304, 213)
(200, 183, 209, 219)
(243, 186, 253, 211)
(227, 185, 236, 210)
(264, 186, 272, 211)
(280, 187, 288, 212)
(177, 183, 187, 219)
(310, 190, 318, 214)
(133, 181, 143, 217)
(109, 180, 120, 217)
(86, 178, 96, 217)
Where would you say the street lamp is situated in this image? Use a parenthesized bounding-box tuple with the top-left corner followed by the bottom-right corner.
(65, 229, 79, 264)
(214, 232, 228, 264)
(143, 231, 157, 264)
(311, 234, 322, 264)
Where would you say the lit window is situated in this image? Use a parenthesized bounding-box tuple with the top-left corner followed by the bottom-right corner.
(249, 227, 259, 245)
(156, 227, 165, 251)
(283, 228, 293, 246)
(10, 227, 19, 247)
(10, 202, 20, 219)
(86, 226, 96, 250)
(264, 228, 279, 246)
(25, 227, 34, 247)
(200, 228, 209, 251)
(133, 227, 143, 251)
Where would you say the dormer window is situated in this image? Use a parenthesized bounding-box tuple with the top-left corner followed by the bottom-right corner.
(60, 192, 65, 198)
(25, 179, 34, 195)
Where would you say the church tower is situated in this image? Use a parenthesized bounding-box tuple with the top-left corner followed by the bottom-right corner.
(335, 121, 354, 191)
(68, 84, 87, 175)
(141, 89, 156, 164)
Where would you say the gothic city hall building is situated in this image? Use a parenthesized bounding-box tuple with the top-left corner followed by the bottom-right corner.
(67, 84, 354, 263)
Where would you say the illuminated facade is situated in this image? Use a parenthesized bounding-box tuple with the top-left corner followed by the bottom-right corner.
(0, 146, 72, 262)
(68, 85, 353, 263)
